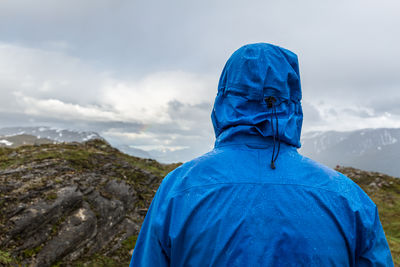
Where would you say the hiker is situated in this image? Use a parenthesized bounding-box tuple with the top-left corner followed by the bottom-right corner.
(130, 43, 393, 266)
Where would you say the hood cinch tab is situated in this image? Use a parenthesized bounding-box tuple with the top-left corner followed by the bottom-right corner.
(265, 96, 281, 169)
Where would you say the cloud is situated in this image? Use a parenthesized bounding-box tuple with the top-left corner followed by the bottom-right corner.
(1, 0, 400, 162)
(100, 71, 215, 124)
(0, 42, 215, 123)
(302, 101, 323, 129)
(303, 101, 400, 132)
(366, 97, 400, 117)
(0, 42, 216, 159)
(0, 42, 107, 107)
(1, 40, 400, 157)
(14, 92, 118, 121)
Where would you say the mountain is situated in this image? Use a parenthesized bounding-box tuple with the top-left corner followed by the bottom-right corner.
(0, 126, 102, 145)
(300, 128, 400, 177)
(0, 126, 155, 161)
(0, 139, 180, 266)
(0, 139, 398, 265)
(0, 134, 55, 148)
(117, 144, 152, 159)
(148, 147, 193, 164)
(3, 126, 400, 178)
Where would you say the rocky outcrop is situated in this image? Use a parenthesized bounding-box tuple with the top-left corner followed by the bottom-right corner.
(1, 140, 397, 266)
(0, 139, 179, 266)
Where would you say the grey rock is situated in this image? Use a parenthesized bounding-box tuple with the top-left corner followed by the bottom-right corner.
(85, 191, 126, 254)
(8, 186, 83, 240)
(34, 203, 97, 267)
(104, 179, 137, 208)
(0, 139, 166, 266)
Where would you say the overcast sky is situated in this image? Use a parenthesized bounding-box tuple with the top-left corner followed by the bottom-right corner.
(1, 0, 400, 162)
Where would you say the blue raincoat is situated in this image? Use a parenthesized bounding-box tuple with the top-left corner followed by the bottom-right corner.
(130, 43, 393, 266)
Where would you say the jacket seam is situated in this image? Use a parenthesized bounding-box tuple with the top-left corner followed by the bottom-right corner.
(214, 142, 297, 150)
(215, 143, 274, 149)
(257, 150, 262, 182)
(169, 182, 346, 199)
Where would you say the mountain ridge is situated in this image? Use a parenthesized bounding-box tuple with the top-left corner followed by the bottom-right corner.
(0, 139, 398, 265)
(0, 139, 180, 266)
(3, 126, 399, 177)
(300, 128, 400, 177)
(0, 126, 102, 145)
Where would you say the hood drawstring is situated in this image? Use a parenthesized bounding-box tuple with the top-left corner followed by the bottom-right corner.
(265, 97, 281, 169)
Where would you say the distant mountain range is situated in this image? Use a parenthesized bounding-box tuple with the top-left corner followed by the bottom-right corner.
(299, 128, 400, 177)
(117, 144, 152, 159)
(0, 138, 180, 266)
(0, 126, 102, 148)
(1, 138, 399, 265)
(1, 126, 399, 177)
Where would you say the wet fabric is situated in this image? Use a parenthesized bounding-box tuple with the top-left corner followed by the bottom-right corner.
(130, 43, 393, 266)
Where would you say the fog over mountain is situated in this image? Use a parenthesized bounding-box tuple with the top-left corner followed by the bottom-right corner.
(0, 126, 102, 147)
(2, 126, 399, 177)
(1, 137, 398, 265)
(1, 0, 400, 165)
(300, 128, 400, 177)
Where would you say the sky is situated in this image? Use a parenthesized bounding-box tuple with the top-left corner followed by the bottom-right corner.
(1, 0, 400, 162)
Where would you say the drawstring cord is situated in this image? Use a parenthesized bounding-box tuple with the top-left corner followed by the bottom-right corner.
(265, 97, 281, 169)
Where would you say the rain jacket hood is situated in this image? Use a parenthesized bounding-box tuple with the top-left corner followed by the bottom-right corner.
(212, 43, 303, 148)
(130, 43, 393, 267)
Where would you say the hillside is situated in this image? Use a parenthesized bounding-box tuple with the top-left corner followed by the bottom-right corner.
(0, 140, 398, 265)
(300, 128, 400, 177)
(0, 139, 180, 266)
(335, 166, 400, 264)
(0, 134, 55, 148)
(0, 126, 102, 144)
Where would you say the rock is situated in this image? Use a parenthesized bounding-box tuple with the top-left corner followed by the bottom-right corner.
(0, 139, 172, 266)
(8, 186, 83, 242)
(84, 191, 126, 254)
(34, 203, 97, 267)
(104, 179, 137, 208)
(369, 182, 378, 188)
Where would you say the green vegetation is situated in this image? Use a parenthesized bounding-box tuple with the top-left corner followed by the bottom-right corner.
(0, 250, 12, 265)
(0, 139, 178, 266)
(0, 139, 179, 177)
(23, 245, 43, 258)
(337, 166, 400, 265)
(72, 235, 138, 266)
(46, 191, 58, 200)
(370, 189, 400, 265)
(122, 235, 138, 249)
(73, 254, 117, 267)
(1, 139, 398, 265)
(0, 146, 13, 169)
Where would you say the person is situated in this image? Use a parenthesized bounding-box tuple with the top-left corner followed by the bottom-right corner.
(130, 43, 393, 266)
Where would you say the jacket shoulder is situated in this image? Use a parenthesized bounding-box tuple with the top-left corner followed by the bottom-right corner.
(158, 149, 224, 196)
(294, 153, 376, 208)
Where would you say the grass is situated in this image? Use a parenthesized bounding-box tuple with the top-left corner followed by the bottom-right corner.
(1, 140, 398, 265)
(0, 139, 179, 177)
(337, 166, 400, 265)
(23, 244, 43, 258)
(71, 235, 138, 266)
(0, 139, 176, 266)
(0, 250, 12, 265)
(387, 236, 400, 264)
(371, 191, 400, 265)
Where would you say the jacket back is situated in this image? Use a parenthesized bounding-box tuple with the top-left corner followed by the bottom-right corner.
(130, 43, 393, 266)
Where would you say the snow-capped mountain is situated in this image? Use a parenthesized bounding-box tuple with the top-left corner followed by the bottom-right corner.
(2, 126, 399, 177)
(0, 126, 103, 147)
(0, 134, 55, 148)
(117, 144, 152, 159)
(300, 128, 400, 177)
